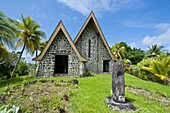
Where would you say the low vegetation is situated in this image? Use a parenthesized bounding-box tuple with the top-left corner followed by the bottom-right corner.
(0, 78, 78, 112)
(0, 74, 170, 113)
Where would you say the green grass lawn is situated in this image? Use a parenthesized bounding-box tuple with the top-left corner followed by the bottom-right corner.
(0, 74, 170, 113)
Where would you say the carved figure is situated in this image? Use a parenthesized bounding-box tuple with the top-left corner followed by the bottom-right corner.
(112, 60, 125, 102)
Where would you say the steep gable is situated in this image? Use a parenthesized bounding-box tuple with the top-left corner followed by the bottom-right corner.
(74, 11, 117, 61)
(33, 20, 87, 62)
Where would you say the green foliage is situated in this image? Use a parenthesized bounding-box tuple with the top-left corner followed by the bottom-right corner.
(0, 61, 13, 79)
(0, 51, 18, 79)
(0, 79, 74, 112)
(128, 58, 158, 82)
(13, 14, 46, 55)
(0, 11, 17, 66)
(111, 42, 145, 64)
(0, 74, 170, 112)
(141, 56, 170, 83)
(125, 73, 170, 97)
(0, 51, 35, 79)
(81, 69, 93, 77)
(0, 105, 19, 113)
(10, 14, 46, 76)
(126, 48, 145, 64)
(71, 74, 170, 112)
(16, 61, 29, 76)
(0, 44, 10, 61)
(146, 44, 164, 58)
(0, 11, 16, 49)
(111, 42, 126, 60)
(128, 57, 170, 85)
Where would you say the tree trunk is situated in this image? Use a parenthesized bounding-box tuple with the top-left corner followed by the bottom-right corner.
(11, 44, 25, 77)
(36, 49, 38, 57)
(34, 49, 38, 75)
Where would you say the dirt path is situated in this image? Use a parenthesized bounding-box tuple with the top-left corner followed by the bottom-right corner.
(126, 86, 170, 106)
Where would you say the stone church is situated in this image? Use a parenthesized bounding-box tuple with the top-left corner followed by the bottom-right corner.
(33, 11, 117, 77)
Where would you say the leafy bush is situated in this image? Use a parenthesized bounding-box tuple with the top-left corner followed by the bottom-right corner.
(81, 69, 93, 77)
(16, 61, 29, 76)
(0, 62, 14, 79)
(124, 59, 131, 73)
(0, 51, 18, 79)
(128, 58, 165, 84)
(141, 56, 170, 85)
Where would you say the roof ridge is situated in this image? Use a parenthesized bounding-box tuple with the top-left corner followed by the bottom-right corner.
(74, 11, 117, 61)
(33, 20, 87, 62)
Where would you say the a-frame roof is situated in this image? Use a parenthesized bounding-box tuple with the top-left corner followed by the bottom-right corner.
(33, 20, 87, 62)
(74, 11, 117, 61)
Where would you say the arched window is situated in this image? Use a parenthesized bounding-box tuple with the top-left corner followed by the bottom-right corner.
(88, 39, 91, 58)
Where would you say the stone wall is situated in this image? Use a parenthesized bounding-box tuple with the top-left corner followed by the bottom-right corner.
(75, 23, 112, 73)
(37, 30, 82, 77)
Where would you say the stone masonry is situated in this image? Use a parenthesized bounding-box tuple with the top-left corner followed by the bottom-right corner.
(75, 22, 112, 73)
(35, 12, 116, 77)
(37, 30, 82, 77)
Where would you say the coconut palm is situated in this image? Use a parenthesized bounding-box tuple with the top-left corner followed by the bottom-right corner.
(35, 40, 47, 57)
(0, 44, 10, 61)
(11, 14, 45, 75)
(38, 41, 47, 52)
(111, 42, 126, 60)
(147, 44, 164, 57)
(0, 11, 17, 59)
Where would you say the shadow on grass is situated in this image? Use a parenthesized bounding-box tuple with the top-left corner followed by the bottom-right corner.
(126, 97, 136, 103)
(0, 77, 25, 88)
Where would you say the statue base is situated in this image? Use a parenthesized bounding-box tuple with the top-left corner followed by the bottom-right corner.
(106, 97, 136, 111)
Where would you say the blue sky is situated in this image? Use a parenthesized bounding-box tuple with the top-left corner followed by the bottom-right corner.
(1, 0, 170, 61)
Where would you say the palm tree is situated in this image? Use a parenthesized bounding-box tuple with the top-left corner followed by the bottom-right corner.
(38, 41, 47, 52)
(147, 44, 164, 57)
(0, 44, 10, 61)
(111, 42, 126, 60)
(35, 40, 47, 57)
(0, 11, 17, 59)
(11, 14, 45, 76)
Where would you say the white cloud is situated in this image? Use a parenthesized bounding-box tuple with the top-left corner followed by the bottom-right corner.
(165, 46, 170, 52)
(122, 20, 153, 28)
(57, 0, 143, 16)
(142, 28, 170, 51)
(60, 13, 78, 21)
(129, 42, 137, 48)
(61, 13, 71, 20)
(122, 20, 170, 31)
(142, 36, 157, 45)
(153, 23, 170, 31)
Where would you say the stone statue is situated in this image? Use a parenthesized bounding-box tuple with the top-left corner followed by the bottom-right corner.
(112, 60, 125, 102)
(106, 60, 136, 111)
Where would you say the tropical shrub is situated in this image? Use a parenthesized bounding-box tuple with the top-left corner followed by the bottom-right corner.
(141, 56, 170, 85)
(128, 56, 170, 85)
(0, 52, 18, 79)
(16, 61, 29, 76)
(111, 42, 126, 60)
(0, 60, 14, 79)
(128, 58, 163, 83)
(81, 69, 93, 77)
